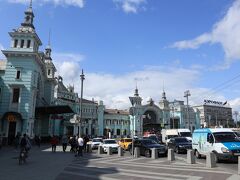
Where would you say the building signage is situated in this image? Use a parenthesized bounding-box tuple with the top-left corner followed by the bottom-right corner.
(204, 100, 227, 106)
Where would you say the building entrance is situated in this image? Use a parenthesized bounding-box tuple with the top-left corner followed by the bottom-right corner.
(8, 121, 16, 145)
(143, 110, 161, 134)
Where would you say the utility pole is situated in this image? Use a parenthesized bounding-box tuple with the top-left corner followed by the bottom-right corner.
(234, 111, 239, 128)
(184, 90, 191, 131)
(79, 69, 85, 136)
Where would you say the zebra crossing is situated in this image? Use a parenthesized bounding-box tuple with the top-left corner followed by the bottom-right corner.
(56, 153, 239, 180)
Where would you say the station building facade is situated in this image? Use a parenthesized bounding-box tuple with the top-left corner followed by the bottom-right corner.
(129, 88, 201, 136)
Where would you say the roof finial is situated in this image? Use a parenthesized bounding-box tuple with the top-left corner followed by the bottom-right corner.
(30, 0, 33, 8)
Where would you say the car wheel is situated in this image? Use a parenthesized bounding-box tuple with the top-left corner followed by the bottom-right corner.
(145, 149, 151, 158)
(195, 150, 201, 159)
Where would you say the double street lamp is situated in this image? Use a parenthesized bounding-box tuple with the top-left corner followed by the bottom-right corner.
(184, 90, 191, 131)
(79, 69, 85, 136)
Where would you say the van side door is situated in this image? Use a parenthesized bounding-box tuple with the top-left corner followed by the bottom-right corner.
(206, 133, 214, 153)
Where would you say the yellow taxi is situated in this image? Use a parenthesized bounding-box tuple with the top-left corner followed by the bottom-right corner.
(118, 138, 132, 150)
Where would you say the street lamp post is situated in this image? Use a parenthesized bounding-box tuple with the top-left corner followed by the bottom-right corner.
(79, 69, 85, 136)
(171, 106, 174, 129)
(234, 111, 239, 128)
(184, 90, 191, 131)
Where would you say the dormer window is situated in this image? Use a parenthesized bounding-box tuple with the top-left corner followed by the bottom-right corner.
(48, 69, 51, 76)
(27, 40, 31, 48)
(20, 40, 24, 48)
(14, 39, 18, 48)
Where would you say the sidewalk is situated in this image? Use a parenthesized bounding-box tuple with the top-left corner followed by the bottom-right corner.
(0, 145, 75, 180)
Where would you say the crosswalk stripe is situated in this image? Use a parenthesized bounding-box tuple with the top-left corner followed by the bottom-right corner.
(63, 166, 186, 180)
(68, 164, 202, 179)
(93, 160, 232, 174)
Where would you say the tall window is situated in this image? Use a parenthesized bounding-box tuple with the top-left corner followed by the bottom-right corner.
(48, 69, 51, 76)
(14, 39, 18, 48)
(27, 40, 31, 48)
(20, 40, 24, 48)
(16, 70, 21, 79)
(12, 88, 20, 103)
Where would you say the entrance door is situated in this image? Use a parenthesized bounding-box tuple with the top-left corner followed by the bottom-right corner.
(8, 121, 16, 145)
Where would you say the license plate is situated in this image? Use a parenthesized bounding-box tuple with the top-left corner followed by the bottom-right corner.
(234, 153, 240, 156)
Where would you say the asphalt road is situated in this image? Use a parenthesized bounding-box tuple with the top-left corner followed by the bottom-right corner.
(175, 152, 238, 174)
(1, 146, 240, 180)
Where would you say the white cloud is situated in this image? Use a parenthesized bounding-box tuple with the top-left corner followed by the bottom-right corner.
(171, 0, 240, 66)
(53, 59, 228, 109)
(113, 0, 147, 14)
(52, 52, 84, 83)
(7, 0, 85, 8)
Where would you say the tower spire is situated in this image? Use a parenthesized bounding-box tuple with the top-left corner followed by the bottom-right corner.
(45, 29, 52, 60)
(20, 0, 35, 30)
(30, 0, 33, 8)
(162, 81, 166, 100)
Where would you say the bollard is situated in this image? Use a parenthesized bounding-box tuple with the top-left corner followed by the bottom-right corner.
(118, 147, 124, 157)
(187, 150, 195, 164)
(134, 147, 140, 158)
(97, 146, 104, 155)
(107, 147, 112, 155)
(238, 156, 240, 175)
(151, 148, 158, 159)
(206, 152, 216, 168)
(168, 149, 175, 161)
(87, 144, 92, 153)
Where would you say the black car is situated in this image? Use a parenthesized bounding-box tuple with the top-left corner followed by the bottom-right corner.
(128, 139, 167, 157)
(168, 137, 192, 154)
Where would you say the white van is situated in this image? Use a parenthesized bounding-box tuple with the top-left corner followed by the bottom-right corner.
(192, 128, 240, 162)
(161, 129, 192, 144)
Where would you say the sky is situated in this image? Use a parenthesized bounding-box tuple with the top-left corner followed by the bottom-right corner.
(1, 0, 240, 112)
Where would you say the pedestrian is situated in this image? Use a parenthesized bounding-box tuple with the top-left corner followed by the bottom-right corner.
(34, 135, 41, 148)
(61, 134, 68, 152)
(14, 134, 20, 150)
(20, 134, 27, 151)
(50, 135, 59, 152)
(77, 135, 84, 156)
(83, 135, 89, 152)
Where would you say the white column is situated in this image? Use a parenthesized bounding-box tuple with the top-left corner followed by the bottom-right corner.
(88, 120, 92, 135)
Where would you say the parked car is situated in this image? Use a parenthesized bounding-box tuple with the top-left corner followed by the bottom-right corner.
(91, 138, 103, 149)
(118, 138, 132, 150)
(167, 137, 192, 154)
(143, 135, 163, 144)
(100, 139, 119, 153)
(128, 139, 167, 157)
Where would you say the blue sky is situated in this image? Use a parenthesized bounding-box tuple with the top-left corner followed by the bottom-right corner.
(1, 0, 240, 111)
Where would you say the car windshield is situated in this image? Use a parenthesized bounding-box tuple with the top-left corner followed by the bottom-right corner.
(142, 139, 157, 145)
(174, 138, 189, 143)
(124, 139, 132, 142)
(93, 139, 102, 142)
(148, 136, 160, 143)
(179, 132, 191, 137)
(104, 140, 116, 144)
(213, 132, 240, 143)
